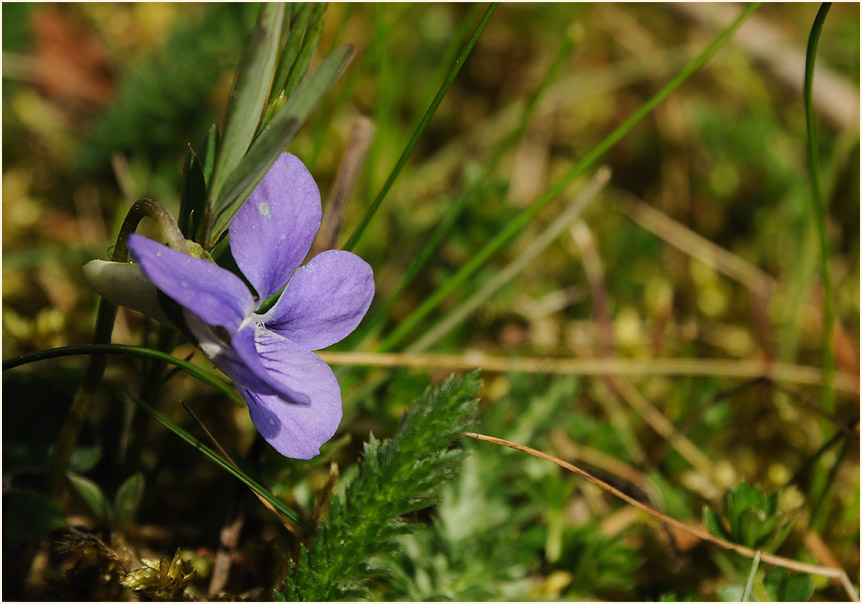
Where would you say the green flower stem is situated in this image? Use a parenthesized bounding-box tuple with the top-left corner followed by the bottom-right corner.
(803, 2, 837, 535)
(44, 199, 187, 498)
(342, 2, 500, 252)
(804, 3, 834, 415)
(378, 2, 761, 353)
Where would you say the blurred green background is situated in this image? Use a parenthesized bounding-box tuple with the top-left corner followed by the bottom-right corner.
(2, 3, 859, 601)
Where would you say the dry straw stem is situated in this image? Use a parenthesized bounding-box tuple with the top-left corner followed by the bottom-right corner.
(465, 432, 859, 602)
(314, 115, 376, 254)
(318, 351, 859, 394)
(613, 377, 722, 497)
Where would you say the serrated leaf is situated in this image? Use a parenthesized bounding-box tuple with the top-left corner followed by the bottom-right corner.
(67, 472, 113, 527)
(207, 44, 354, 244)
(703, 506, 731, 540)
(113, 472, 145, 528)
(208, 2, 284, 207)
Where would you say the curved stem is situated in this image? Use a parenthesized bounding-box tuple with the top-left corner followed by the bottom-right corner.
(45, 199, 187, 498)
(4, 344, 242, 405)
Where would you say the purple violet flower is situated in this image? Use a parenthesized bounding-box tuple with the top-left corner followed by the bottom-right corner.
(126, 153, 374, 459)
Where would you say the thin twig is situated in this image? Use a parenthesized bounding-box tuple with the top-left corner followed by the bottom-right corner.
(464, 431, 859, 601)
(317, 351, 860, 393)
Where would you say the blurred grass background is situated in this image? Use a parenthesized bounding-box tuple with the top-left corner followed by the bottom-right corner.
(2, 3, 859, 600)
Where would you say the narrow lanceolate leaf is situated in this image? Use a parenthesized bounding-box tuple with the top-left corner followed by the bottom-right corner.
(113, 473, 145, 528)
(270, 3, 313, 102)
(282, 3, 328, 99)
(179, 144, 207, 239)
(208, 3, 284, 209)
(67, 472, 113, 528)
(207, 45, 354, 245)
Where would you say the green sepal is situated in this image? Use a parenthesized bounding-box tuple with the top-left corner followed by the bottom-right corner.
(199, 124, 219, 189)
(208, 2, 285, 208)
(113, 472, 145, 528)
(207, 44, 354, 245)
(67, 472, 113, 528)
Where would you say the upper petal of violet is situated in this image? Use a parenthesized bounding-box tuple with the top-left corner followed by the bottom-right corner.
(229, 153, 322, 301)
(128, 234, 254, 332)
(264, 250, 375, 350)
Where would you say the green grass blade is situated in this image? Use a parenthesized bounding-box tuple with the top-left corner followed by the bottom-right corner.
(207, 3, 284, 208)
(804, 3, 835, 415)
(207, 45, 355, 245)
(2, 344, 243, 406)
(128, 393, 315, 534)
(742, 549, 762, 602)
(342, 2, 501, 253)
(377, 2, 761, 353)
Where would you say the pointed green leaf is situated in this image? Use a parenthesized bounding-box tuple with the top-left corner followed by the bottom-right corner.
(270, 2, 312, 102)
(179, 144, 207, 239)
(67, 472, 113, 527)
(199, 124, 219, 188)
(113, 472, 145, 528)
(282, 3, 327, 99)
(764, 513, 800, 553)
(207, 44, 354, 244)
(702, 506, 731, 540)
(208, 2, 284, 207)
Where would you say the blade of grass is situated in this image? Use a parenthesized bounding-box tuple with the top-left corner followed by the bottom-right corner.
(348, 30, 576, 351)
(408, 167, 611, 353)
(376, 3, 762, 353)
(742, 550, 762, 602)
(804, 2, 837, 535)
(3, 344, 243, 406)
(804, 2, 835, 416)
(130, 394, 314, 534)
(342, 2, 500, 252)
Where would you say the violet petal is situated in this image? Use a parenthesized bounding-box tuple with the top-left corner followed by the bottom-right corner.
(239, 339, 342, 459)
(264, 250, 375, 350)
(229, 153, 322, 300)
(228, 327, 312, 405)
(127, 234, 253, 331)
